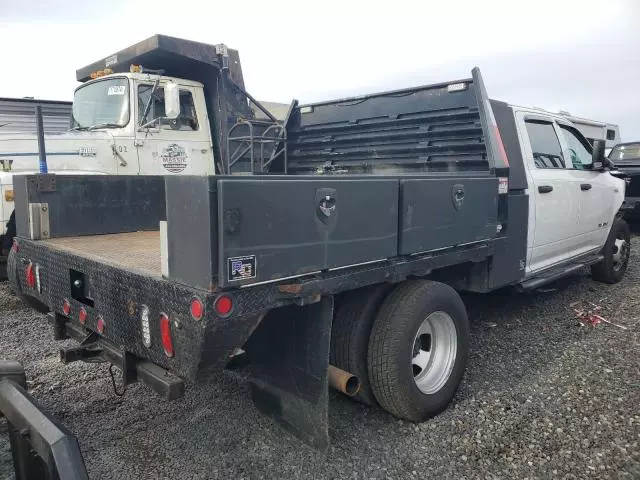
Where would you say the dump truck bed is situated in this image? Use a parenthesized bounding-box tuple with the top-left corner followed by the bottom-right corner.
(43, 232, 161, 277)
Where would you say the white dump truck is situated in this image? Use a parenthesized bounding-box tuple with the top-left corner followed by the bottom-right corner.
(0, 34, 287, 271)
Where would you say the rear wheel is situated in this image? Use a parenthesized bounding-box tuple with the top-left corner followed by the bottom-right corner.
(330, 284, 393, 405)
(591, 218, 630, 284)
(368, 280, 469, 422)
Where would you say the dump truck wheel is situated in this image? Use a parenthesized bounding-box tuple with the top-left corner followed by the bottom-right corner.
(591, 218, 630, 284)
(330, 284, 393, 405)
(368, 280, 469, 422)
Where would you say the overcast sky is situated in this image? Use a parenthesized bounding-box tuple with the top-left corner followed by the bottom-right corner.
(1, 0, 638, 139)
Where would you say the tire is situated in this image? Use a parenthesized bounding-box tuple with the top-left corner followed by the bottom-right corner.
(368, 280, 469, 422)
(330, 284, 393, 405)
(591, 218, 631, 284)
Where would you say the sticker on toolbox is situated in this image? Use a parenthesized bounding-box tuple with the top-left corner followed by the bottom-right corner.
(228, 255, 257, 282)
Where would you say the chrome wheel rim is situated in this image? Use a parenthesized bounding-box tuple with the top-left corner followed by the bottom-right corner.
(411, 311, 457, 394)
(612, 237, 629, 272)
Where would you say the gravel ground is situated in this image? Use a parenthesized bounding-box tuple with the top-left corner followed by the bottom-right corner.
(1, 241, 639, 479)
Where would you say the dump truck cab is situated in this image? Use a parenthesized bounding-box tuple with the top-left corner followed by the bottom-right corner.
(0, 34, 285, 266)
(70, 71, 214, 176)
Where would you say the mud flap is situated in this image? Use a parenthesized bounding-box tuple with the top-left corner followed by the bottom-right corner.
(245, 296, 333, 451)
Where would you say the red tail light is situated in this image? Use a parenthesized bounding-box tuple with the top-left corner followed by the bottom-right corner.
(190, 297, 204, 320)
(214, 295, 233, 317)
(25, 263, 36, 289)
(160, 313, 174, 357)
(62, 299, 71, 316)
(79, 307, 87, 325)
(96, 316, 105, 334)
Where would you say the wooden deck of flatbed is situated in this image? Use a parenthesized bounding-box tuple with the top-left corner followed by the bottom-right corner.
(43, 231, 161, 277)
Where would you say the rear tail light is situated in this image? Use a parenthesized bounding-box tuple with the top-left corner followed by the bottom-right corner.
(214, 295, 233, 317)
(62, 299, 71, 316)
(159, 313, 174, 357)
(25, 263, 36, 289)
(96, 316, 105, 334)
(79, 307, 87, 325)
(190, 297, 204, 320)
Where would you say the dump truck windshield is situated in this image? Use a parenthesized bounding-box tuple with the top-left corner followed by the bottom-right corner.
(71, 77, 130, 130)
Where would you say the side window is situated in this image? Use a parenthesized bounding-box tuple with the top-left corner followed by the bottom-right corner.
(559, 125, 593, 170)
(176, 90, 199, 131)
(138, 85, 198, 131)
(138, 85, 165, 124)
(525, 120, 565, 169)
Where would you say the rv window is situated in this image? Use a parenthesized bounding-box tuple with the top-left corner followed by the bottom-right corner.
(606, 129, 616, 140)
(525, 121, 565, 169)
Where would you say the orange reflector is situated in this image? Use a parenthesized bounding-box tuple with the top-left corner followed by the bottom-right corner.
(160, 313, 174, 357)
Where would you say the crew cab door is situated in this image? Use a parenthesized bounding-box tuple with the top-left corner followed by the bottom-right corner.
(556, 123, 611, 252)
(134, 83, 213, 175)
(518, 114, 580, 272)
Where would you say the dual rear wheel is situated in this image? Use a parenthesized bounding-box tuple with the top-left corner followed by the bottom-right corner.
(330, 280, 469, 422)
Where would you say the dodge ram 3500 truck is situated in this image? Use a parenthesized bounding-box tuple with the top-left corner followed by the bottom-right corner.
(0, 34, 286, 274)
(8, 59, 629, 450)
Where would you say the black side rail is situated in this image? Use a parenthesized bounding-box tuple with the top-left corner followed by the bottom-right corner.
(0, 360, 88, 480)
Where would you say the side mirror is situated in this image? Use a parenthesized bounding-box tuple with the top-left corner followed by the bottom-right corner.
(591, 139, 606, 170)
(164, 83, 180, 119)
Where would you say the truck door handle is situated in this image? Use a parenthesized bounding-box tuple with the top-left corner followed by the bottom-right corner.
(580, 183, 592, 191)
(538, 185, 553, 194)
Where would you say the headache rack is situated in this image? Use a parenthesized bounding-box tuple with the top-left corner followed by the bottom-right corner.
(225, 69, 502, 177)
(225, 100, 297, 175)
(281, 78, 489, 175)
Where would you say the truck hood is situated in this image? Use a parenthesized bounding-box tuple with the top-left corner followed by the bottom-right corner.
(0, 130, 117, 179)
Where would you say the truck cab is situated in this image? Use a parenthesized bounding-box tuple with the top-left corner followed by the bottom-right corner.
(510, 106, 625, 273)
(70, 72, 214, 176)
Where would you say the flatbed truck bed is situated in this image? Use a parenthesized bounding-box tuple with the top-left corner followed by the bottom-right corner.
(43, 232, 161, 277)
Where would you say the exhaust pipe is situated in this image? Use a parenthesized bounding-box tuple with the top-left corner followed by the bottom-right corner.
(328, 365, 361, 397)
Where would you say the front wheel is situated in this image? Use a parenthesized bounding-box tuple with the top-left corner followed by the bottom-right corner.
(367, 280, 469, 422)
(591, 218, 630, 284)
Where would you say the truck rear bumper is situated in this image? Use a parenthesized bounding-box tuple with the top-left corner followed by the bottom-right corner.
(50, 313, 186, 400)
(8, 239, 266, 383)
